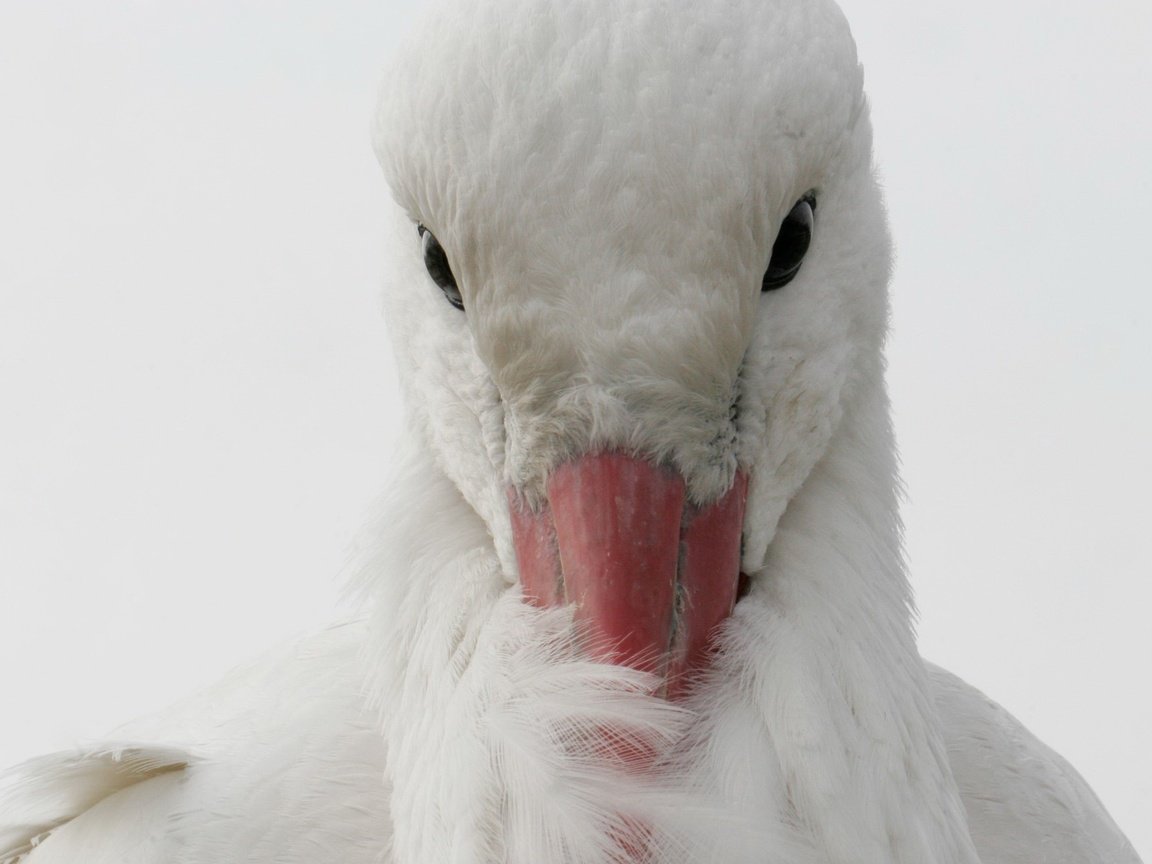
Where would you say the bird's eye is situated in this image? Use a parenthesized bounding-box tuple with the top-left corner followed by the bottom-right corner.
(762, 193, 816, 292)
(417, 224, 463, 310)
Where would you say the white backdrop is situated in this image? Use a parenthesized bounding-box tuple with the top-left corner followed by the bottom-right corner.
(1, 1, 1148, 856)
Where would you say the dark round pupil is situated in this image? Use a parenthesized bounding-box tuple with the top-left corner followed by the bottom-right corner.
(762, 195, 815, 292)
(418, 225, 464, 310)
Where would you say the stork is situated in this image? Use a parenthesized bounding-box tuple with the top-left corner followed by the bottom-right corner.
(0, 0, 1141, 862)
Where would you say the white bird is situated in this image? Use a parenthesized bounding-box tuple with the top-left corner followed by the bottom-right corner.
(0, 0, 1141, 862)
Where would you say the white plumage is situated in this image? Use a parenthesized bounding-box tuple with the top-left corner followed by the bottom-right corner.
(0, 1, 1142, 862)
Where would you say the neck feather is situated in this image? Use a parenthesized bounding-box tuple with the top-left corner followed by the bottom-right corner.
(689, 377, 981, 863)
(351, 382, 979, 863)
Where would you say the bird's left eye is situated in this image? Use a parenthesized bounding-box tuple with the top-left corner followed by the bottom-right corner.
(762, 193, 816, 292)
(418, 224, 464, 310)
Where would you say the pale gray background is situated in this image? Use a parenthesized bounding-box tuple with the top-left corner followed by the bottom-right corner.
(1, 0, 1148, 856)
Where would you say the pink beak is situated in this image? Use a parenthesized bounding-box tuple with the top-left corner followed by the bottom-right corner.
(509, 452, 748, 699)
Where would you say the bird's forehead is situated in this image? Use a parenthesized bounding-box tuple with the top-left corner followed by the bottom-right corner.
(375, 0, 864, 275)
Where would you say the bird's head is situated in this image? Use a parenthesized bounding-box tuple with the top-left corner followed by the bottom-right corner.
(373, 0, 890, 695)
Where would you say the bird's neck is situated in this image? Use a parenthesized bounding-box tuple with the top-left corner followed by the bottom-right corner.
(356, 384, 980, 863)
(695, 378, 982, 863)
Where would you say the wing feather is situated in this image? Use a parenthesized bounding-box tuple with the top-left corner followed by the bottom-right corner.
(0, 745, 188, 863)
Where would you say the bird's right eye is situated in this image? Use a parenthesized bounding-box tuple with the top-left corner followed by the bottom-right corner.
(762, 193, 816, 292)
(418, 224, 463, 310)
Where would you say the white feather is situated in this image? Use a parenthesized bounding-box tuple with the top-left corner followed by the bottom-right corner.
(0, 0, 1141, 862)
